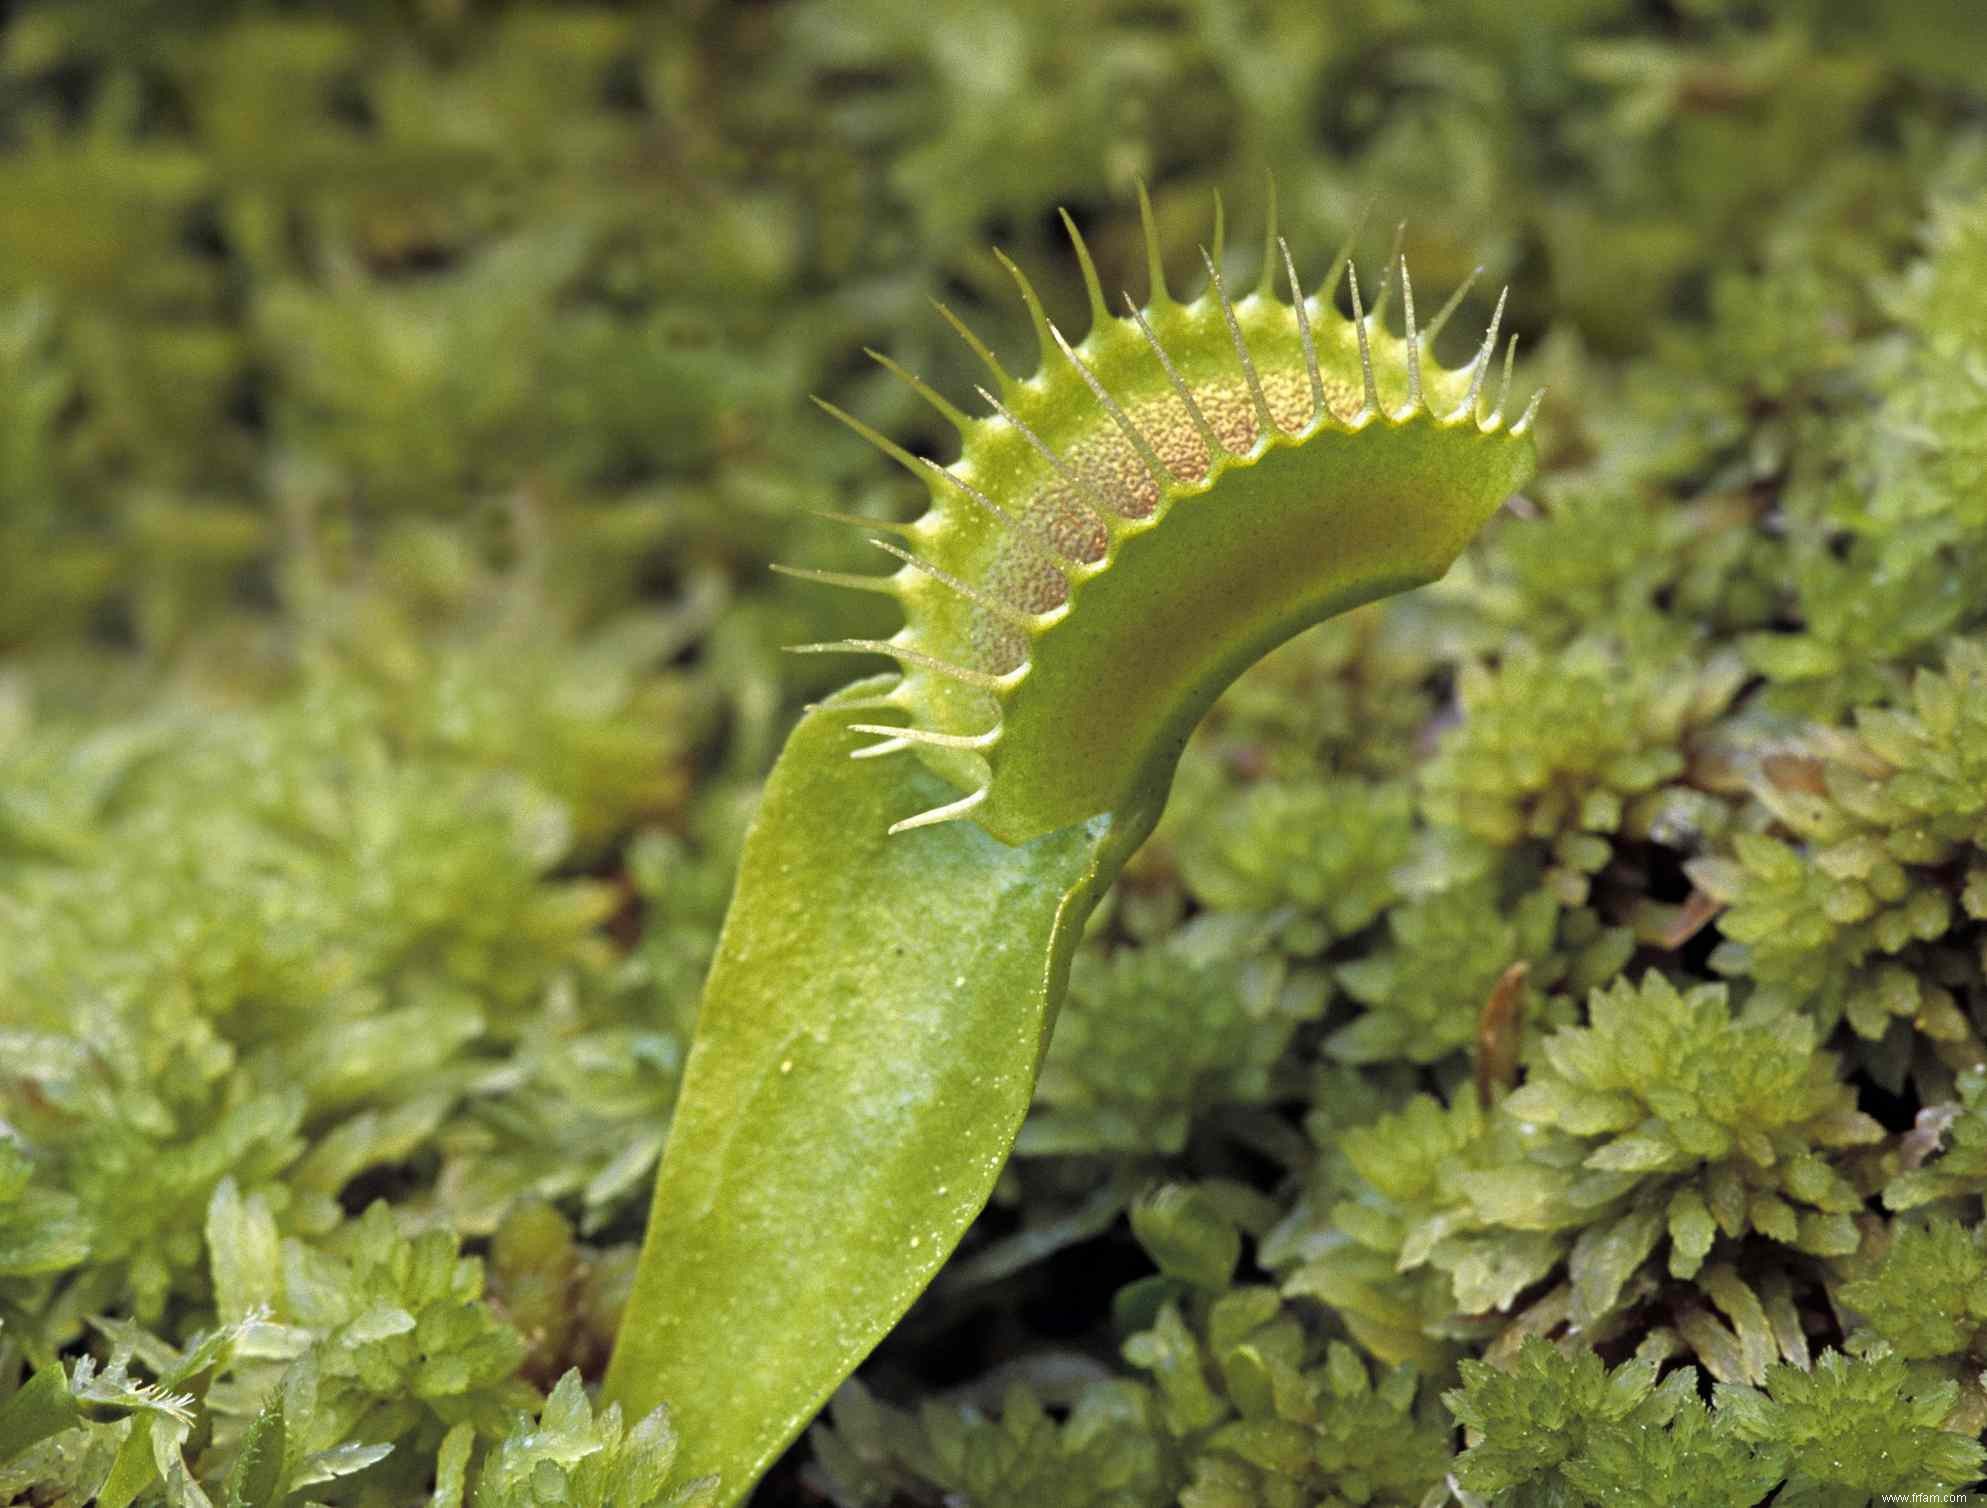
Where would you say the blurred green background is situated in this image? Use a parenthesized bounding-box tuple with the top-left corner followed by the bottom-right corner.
(2, 0, 1977, 694)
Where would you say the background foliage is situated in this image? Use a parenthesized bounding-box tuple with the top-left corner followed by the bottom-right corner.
(5, 0, 1987, 1502)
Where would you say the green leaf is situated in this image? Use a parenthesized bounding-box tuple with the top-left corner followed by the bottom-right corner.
(1569, 1204, 1664, 1325)
(429, 1423, 473, 1508)
(1459, 1165, 1582, 1229)
(1131, 1184, 1242, 1292)
(95, 1416, 162, 1508)
(206, 1178, 279, 1323)
(1700, 1265, 1775, 1385)
(0, 1140, 90, 1277)
(223, 1396, 286, 1508)
(1667, 1186, 1717, 1279)
(602, 681, 1150, 1494)
(1838, 1217, 1987, 1358)
(1449, 1230, 1567, 1313)
(0, 1365, 79, 1467)
(1586, 1132, 1686, 1173)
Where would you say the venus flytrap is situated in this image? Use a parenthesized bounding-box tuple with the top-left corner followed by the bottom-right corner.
(602, 192, 1540, 1501)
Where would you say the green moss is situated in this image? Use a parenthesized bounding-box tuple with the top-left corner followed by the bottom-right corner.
(1718, 1347, 1987, 1502)
(1447, 1338, 1777, 1508)
(1450, 1335, 1987, 1506)
(1420, 637, 1742, 906)
(814, 1284, 1450, 1508)
(1690, 640, 1987, 1052)
(1176, 777, 1416, 952)
(1329, 875, 1557, 1066)
(431, 1370, 718, 1508)
(1501, 973, 1881, 1271)
(1023, 915, 1328, 1158)
(1839, 1217, 1987, 1360)
(814, 1378, 1171, 1508)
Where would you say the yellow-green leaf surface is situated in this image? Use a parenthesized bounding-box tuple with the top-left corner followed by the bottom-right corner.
(604, 674, 1155, 1495)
